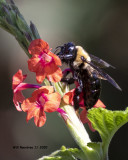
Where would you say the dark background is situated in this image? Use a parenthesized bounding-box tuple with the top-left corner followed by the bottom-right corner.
(0, 0, 128, 159)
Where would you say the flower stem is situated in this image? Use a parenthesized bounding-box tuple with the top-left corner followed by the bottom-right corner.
(44, 79, 51, 86)
(63, 105, 91, 145)
(60, 105, 100, 160)
(53, 82, 64, 97)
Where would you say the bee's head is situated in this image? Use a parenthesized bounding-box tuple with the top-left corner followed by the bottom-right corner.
(55, 42, 76, 63)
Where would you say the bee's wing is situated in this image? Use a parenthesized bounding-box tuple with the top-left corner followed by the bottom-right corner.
(89, 62, 122, 91)
(89, 54, 115, 69)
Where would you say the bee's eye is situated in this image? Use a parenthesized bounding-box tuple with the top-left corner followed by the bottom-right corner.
(68, 46, 74, 52)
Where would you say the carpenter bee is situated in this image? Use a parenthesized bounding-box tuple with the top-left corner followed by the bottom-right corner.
(56, 42, 121, 110)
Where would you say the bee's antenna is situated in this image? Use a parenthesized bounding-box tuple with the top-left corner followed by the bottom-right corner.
(56, 46, 62, 49)
(54, 46, 62, 54)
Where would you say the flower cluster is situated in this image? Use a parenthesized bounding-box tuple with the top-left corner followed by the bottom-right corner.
(12, 39, 105, 130)
(12, 39, 62, 127)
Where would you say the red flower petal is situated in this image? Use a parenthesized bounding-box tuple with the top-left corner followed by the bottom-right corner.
(80, 108, 95, 132)
(32, 86, 54, 98)
(36, 72, 46, 84)
(47, 67, 62, 83)
(28, 56, 41, 72)
(87, 121, 96, 132)
(21, 97, 36, 112)
(26, 105, 37, 121)
(28, 39, 49, 55)
(21, 97, 46, 127)
(34, 110, 46, 127)
(28, 54, 62, 83)
(44, 92, 61, 112)
(28, 39, 62, 84)
(28, 56, 47, 84)
(13, 91, 25, 111)
(12, 69, 27, 89)
(12, 70, 27, 111)
(44, 59, 60, 74)
(63, 89, 75, 105)
(80, 99, 106, 132)
(93, 99, 106, 108)
(80, 108, 88, 123)
(21, 86, 59, 127)
(48, 51, 62, 66)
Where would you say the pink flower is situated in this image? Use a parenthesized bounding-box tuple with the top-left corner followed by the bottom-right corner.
(12, 69, 41, 111)
(28, 39, 62, 84)
(21, 86, 61, 127)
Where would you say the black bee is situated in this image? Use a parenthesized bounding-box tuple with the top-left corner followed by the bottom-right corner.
(56, 42, 121, 110)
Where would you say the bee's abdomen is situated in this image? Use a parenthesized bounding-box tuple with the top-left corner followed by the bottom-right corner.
(82, 71, 101, 109)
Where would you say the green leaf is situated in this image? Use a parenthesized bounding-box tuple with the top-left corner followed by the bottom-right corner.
(16, 13, 30, 33)
(0, 0, 5, 3)
(87, 107, 128, 158)
(87, 142, 103, 158)
(38, 146, 86, 160)
(30, 21, 40, 39)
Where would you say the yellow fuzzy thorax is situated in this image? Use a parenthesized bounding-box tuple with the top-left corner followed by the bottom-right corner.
(73, 46, 91, 69)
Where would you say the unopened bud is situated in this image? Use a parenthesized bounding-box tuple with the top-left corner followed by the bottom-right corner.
(30, 21, 40, 39)
(24, 32, 32, 42)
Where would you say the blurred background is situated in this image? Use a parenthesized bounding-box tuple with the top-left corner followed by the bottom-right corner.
(0, 0, 128, 159)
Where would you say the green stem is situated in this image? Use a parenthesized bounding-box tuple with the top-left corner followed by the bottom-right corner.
(63, 105, 91, 146)
(53, 82, 64, 97)
(61, 105, 100, 160)
(44, 79, 51, 86)
(102, 143, 109, 160)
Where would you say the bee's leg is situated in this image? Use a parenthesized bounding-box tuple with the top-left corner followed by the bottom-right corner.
(75, 109, 80, 118)
(72, 72, 83, 110)
(61, 68, 74, 84)
(61, 77, 75, 84)
(82, 93, 89, 110)
(62, 68, 72, 78)
(73, 81, 83, 110)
